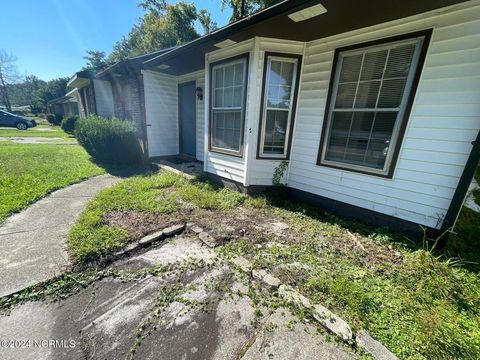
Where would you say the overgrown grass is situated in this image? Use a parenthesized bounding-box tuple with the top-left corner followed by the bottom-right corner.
(0, 142, 104, 222)
(473, 167, 480, 205)
(68, 171, 247, 262)
(444, 167, 480, 272)
(0, 124, 71, 138)
(69, 171, 480, 358)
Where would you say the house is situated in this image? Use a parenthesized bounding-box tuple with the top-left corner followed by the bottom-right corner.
(138, 0, 480, 236)
(67, 70, 114, 119)
(46, 89, 80, 117)
(94, 48, 174, 155)
(119, 0, 480, 236)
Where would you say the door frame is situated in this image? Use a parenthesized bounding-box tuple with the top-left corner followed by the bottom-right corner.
(178, 80, 197, 159)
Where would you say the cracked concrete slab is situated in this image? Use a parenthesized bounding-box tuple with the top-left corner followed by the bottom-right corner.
(113, 235, 216, 271)
(0, 175, 120, 297)
(241, 309, 355, 360)
(0, 260, 256, 360)
(0, 239, 357, 360)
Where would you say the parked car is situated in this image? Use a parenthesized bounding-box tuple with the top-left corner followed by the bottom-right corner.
(0, 110, 37, 130)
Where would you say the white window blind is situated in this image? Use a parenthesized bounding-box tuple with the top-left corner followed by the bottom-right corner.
(211, 58, 247, 153)
(321, 37, 424, 174)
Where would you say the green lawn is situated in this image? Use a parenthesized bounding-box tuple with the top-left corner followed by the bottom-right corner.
(0, 124, 71, 138)
(446, 167, 480, 271)
(68, 171, 480, 359)
(0, 142, 104, 222)
(474, 167, 480, 205)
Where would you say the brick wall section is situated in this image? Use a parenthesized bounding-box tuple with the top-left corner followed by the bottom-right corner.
(86, 85, 96, 115)
(77, 90, 86, 117)
(111, 74, 148, 155)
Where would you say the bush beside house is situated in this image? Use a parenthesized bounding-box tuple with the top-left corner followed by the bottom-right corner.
(60, 115, 79, 134)
(46, 113, 63, 125)
(74, 116, 142, 165)
(46, 114, 56, 125)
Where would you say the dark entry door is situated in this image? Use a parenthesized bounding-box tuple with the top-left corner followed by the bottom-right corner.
(178, 82, 197, 158)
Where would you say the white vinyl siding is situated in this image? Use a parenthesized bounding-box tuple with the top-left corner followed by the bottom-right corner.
(93, 79, 114, 118)
(205, 39, 255, 185)
(246, 39, 305, 186)
(143, 70, 178, 157)
(288, 2, 480, 229)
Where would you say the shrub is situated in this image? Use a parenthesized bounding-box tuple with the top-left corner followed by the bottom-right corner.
(61, 115, 78, 134)
(54, 113, 63, 125)
(46, 113, 62, 125)
(75, 116, 142, 165)
(46, 114, 56, 125)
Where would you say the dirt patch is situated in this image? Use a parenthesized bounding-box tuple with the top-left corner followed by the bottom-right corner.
(186, 207, 304, 246)
(104, 211, 185, 241)
(103, 196, 401, 270)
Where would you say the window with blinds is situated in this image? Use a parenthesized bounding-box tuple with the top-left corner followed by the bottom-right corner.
(319, 36, 425, 175)
(259, 55, 300, 158)
(210, 57, 247, 154)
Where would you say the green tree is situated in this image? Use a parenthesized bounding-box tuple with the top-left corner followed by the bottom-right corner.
(198, 9, 218, 34)
(109, 0, 205, 61)
(109, 25, 144, 62)
(6, 75, 46, 108)
(0, 50, 21, 111)
(222, 0, 281, 21)
(139, 1, 199, 52)
(83, 50, 109, 73)
(31, 77, 69, 113)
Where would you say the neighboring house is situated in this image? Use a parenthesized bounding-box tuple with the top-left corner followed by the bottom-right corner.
(135, 0, 480, 236)
(95, 48, 175, 155)
(67, 70, 114, 118)
(47, 89, 80, 117)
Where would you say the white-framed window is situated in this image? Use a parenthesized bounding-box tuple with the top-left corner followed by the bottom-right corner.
(210, 56, 248, 155)
(318, 34, 427, 176)
(258, 54, 300, 159)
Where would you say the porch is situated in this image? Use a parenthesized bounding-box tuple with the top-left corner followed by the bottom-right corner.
(151, 155, 204, 179)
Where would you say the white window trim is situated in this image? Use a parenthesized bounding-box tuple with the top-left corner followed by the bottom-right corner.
(210, 58, 248, 155)
(320, 36, 425, 176)
(259, 56, 299, 159)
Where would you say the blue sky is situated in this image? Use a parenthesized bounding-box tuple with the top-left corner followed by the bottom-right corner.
(0, 0, 231, 81)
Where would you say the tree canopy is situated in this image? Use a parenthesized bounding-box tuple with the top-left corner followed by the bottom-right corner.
(90, 1, 216, 66)
(221, 0, 281, 22)
(83, 0, 280, 70)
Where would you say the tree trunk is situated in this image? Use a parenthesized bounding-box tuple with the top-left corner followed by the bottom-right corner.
(0, 70, 12, 111)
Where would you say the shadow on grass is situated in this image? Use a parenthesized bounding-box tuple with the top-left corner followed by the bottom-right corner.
(91, 158, 156, 178)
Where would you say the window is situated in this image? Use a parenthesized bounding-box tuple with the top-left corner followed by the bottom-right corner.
(258, 53, 301, 159)
(318, 32, 431, 177)
(210, 55, 248, 155)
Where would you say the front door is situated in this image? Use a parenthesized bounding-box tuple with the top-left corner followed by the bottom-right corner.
(178, 82, 197, 158)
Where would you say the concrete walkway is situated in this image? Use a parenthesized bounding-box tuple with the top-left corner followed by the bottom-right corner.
(0, 175, 120, 297)
(0, 236, 355, 360)
(0, 137, 77, 145)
